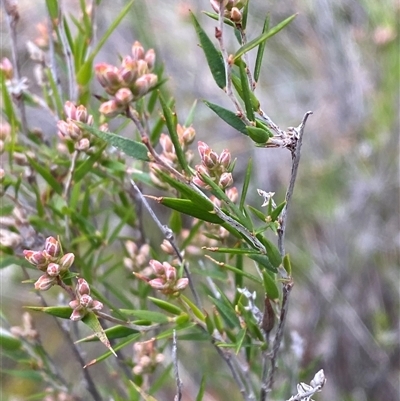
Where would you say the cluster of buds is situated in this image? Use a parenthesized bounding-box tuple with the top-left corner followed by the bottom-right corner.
(69, 278, 103, 321)
(43, 387, 76, 401)
(150, 124, 196, 187)
(57, 101, 108, 152)
(135, 260, 189, 296)
(95, 41, 157, 117)
(193, 141, 233, 189)
(23, 236, 75, 291)
(123, 240, 151, 274)
(210, 0, 248, 23)
(132, 339, 164, 376)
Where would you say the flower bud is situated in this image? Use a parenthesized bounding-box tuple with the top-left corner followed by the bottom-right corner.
(59, 253, 75, 271)
(76, 138, 90, 151)
(64, 101, 77, 120)
(23, 250, 47, 268)
(44, 236, 60, 258)
(91, 300, 104, 311)
(114, 88, 133, 106)
(226, 186, 238, 203)
(136, 59, 149, 77)
(160, 239, 175, 255)
(75, 105, 89, 123)
(0, 57, 13, 80)
(148, 278, 167, 290)
(144, 49, 156, 70)
(133, 74, 157, 97)
(164, 263, 176, 282)
(95, 63, 121, 90)
(0, 122, 11, 140)
(181, 126, 196, 145)
(173, 278, 189, 291)
(34, 274, 56, 291)
(13, 152, 28, 166)
(218, 149, 231, 169)
(149, 260, 165, 275)
(70, 309, 85, 321)
(76, 278, 90, 296)
(219, 172, 233, 188)
(160, 133, 174, 154)
(47, 263, 61, 277)
(230, 7, 242, 23)
(79, 294, 93, 308)
(203, 150, 218, 169)
(197, 141, 209, 159)
(99, 99, 123, 117)
(132, 41, 145, 60)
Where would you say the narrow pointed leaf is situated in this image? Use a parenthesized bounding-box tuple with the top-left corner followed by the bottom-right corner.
(191, 12, 226, 89)
(270, 201, 286, 221)
(76, 325, 138, 343)
(247, 205, 266, 222)
(202, 11, 235, 27)
(262, 270, 279, 299)
(239, 61, 255, 120)
(184, 99, 198, 126)
(204, 100, 247, 134)
(148, 297, 184, 315)
(27, 157, 63, 195)
(249, 254, 277, 273)
(283, 253, 292, 276)
(234, 14, 297, 61)
(196, 374, 207, 401)
(181, 295, 205, 322)
(119, 309, 170, 323)
(74, 143, 107, 182)
(129, 381, 158, 401)
(26, 306, 73, 319)
(210, 297, 239, 329)
(240, 158, 252, 210)
(242, 0, 250, 30)
(231, 73, 260, 110)
(234, 328, 247, 354)
(159, 92, 190, 174)
(254, 14, 270, 82)
(76, 123, 149, 161)
(246, 126, 270, 144)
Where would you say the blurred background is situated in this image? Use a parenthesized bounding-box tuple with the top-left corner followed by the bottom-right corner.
(1, 0, 399, 400)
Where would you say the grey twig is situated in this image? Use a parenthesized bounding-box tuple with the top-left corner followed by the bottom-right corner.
(172, 330, 183, 401)
(262, 111, 312, 401)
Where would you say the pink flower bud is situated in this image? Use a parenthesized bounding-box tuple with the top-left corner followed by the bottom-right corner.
(218, 149, 231, 169)
(95, 63, 121, 89)
(76, 278, 90, 296)
(34, 274, 56, 291)
(23, 250, 47, 268)
(226, 186, 238, 203)
(203, 151, 218, 169)
(160, 133, 174, 153)
(99, 100, 123, 117)
(230, 7, 242, 23)
(136, 59, 149, 77)
(0, 57, 13, 80)
(148, 278, 167, 290)
(174, 278, 189, 291)
(219, 172, 233, 189)
(69, 299, 79, 309)
(70, 309, 85, 321)
(133, 74, 157, 97)
(149, 260, 165, 275)
(132, 41, 145, 60)
(144, 49, 156, 70)
(181, 126, 196, 145)
(59, 253, 75, 271)
(76, 138, 90, 151)
(114, 88, 133, 106)
(75, 105, 89, 123)
(164, 263, 176, 282)
(79, 294, 93, 308)
(120, 56, 138, 86)
(0, 122, 11, 140)
(44, 237, 60, 258)
(64, 101, 77, 120)
(91, 300, 104, 311)
(197, 141, 209, 159)
(47, 263, 61, 277)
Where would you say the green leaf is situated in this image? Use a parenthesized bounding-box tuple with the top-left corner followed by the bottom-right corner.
(0, 328, 22, 351)
(77, 123, 149, 161)
(156, 197, 222, 224)
(129, 381, 158, 401)
(26, 306, 73, 319)
(234, 328, 247, 354)
(45, 0, 59, 20)
(119, 309, 170, 324)
(262, 270, 279, 299)
(247, 205, 266, 222)
(261, 236, 282, 267)
(246, 125, 270, 144)
(159, 92, 190, 174)
(239, 61, 255, 121)
(242, 0, 250, 30)
(204, 100, 247, 134)
(231, 73, 260, 111)
(148, 297, 184, 315)
(82, 312, 116, 356)
(27, 156, 63, 195)
(210, 297, 239, 329)
(73, 143, 107, 182)
(240, 159, 252, 210)
(233, 14, 297, 61)
(283, 253, 292, 276)
(181, 295, 205, 322)
(196, 375, 207, 401)
(76, 0, 135, 86)
(204, 247, 259, 255)
(76, 325, 138, 343)
(270, 201, 286, 221)
(0, 73, 19, 129)
(202, 11, 235, 28)
(191, 12, 226, 89)
(184, 99, 198, 126)
(254, 14, 270, 83)
(248, 254, 277, 273)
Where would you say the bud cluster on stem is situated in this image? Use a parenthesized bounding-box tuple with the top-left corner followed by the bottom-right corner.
(95, 41, 158, 117)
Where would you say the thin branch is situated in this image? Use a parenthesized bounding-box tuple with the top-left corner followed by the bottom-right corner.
(262, 111, 312, 400)
(216, 2, 251, 125)
(172, 330, 183, 401)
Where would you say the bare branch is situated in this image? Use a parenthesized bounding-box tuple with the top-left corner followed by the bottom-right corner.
(172, 330, 183, 401)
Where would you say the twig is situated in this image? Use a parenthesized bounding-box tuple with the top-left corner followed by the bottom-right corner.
(216, 2, 251, 125)
(262, 111, 312, 400)
(3, 0, 28, 134)
(238, 27, 255, 90)
(172, 330, 183, 401)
